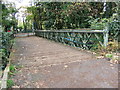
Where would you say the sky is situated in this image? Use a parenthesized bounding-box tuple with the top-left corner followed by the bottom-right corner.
(4, 0, 32, 23)
(5, 0, 31, 8)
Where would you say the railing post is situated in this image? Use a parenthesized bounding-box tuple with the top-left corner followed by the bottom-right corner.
(103, 26, 109, 48)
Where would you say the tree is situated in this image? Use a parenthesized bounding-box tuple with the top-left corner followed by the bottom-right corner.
(26, 2, 118, 30)
(2, 2, 18, 32)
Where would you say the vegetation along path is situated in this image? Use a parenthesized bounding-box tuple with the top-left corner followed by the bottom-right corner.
(11, 34, 118, 88)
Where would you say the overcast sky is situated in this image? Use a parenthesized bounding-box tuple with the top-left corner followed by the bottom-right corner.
(4, 0, 32, 21)
(6, 0, 31, 8)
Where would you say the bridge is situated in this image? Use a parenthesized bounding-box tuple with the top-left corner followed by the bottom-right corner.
(10, 33, 118, 88)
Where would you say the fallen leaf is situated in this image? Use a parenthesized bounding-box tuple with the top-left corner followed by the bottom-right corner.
(47, 71, 51, 73)
(110, 64, 113, 67)
(96, 56, 104, 59)
(92, 52, 96, 54)
(12, 85, 20, 88)
(40, 62, 43, 64)
(20, 54, 23, 56)
(64, 65, 68, 68)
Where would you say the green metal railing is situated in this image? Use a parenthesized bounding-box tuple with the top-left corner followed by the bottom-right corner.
(35, 29, 108, 50)
(21, 29, 33, 33)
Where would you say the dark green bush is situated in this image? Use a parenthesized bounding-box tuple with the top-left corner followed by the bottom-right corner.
(89, 18, 109, 30)
(109, 21, 120, 41)
(0, 32, 14, 70)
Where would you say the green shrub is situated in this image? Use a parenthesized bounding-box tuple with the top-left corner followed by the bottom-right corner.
(8, 65, 16, 77)
(7, 79, 14, 88)
(90, 18, 109, 30)
(0, 32, 14, 70)
(9, 65, 16, 72)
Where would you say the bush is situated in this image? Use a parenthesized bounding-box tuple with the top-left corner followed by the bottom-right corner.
(9, 65, 16, 73)
(7, 79, 14, 88)
(0, 32, 14, 70)
(89, 18, 109, 30)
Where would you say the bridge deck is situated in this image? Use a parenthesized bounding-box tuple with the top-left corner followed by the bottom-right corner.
(11, 35, 118, 88)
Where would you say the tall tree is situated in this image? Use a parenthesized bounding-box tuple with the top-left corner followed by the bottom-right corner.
(2, 2, 18, 32)
(26, 2, 118, 30)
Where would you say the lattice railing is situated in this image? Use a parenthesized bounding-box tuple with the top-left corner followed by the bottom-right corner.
(35, 30, 108, 50)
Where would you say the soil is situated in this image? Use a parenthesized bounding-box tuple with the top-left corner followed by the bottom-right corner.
(11, 34, 118, 88)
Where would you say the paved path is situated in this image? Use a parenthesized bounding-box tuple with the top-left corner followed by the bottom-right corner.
(11, 35, 118, 88)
